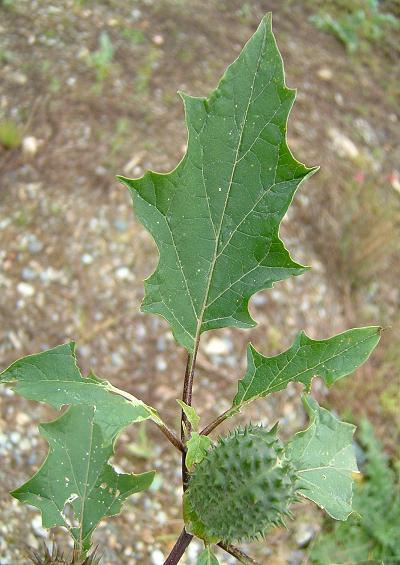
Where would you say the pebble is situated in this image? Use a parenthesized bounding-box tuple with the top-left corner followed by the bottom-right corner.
(155, 356, 167, 371)
(9, 432, 21, 444)
(21, 267, 37, 280)
(389, 170, 400, 194)
(288, 550, 305, 565)
(10, 71, 27, 85)
(17, 282, 35, 297)
(115, 266, 132, 280)
(114, 219, 128, 232)
(82, 253, 94, 265)
(152, 34, 164, 46)
(22, 136, 39, 156)
(187, 540, 202, 561)
(317, 67, 333, 80)
(295, 522, 316, 547)
(354, 118, 378, 146)
(111, 352, 124, 368)
(27, 235, 44, 254)
(131, 8, 142, 20)
(150, 549, 164, 565)
(328, 128, 359, 159)
(16, 413, 30, 426)
(203, 336, 232, 356)
(31, 515, 47, 538)
(252, 293, 267, 306)
(40, 267, 64, 283)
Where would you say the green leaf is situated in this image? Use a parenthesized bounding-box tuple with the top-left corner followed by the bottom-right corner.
(12, 405, 154, 553)
(186, 432, 212, 469)
(0, 342, 158, 441)
(232, 326, 381, 410)
(177, 399, 201, 431)
(287, 396, 358, 520)
(197, 547, 220, 565)
(118, 13, 317, 352)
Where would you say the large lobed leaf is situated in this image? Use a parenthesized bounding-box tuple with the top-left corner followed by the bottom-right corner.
(119, 14, 317, 352)
(232, 326, 381, 411)
(287, 396, 358, 520)
(12, 405, 154, 553)
(0, 342, 156, 441)
(0, 344, 157, 553)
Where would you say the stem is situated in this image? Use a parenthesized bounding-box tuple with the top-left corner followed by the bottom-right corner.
(163, 529, 193, 565)
(218, 542, 261, 565)
(156, 422, 185, 453)
(200, 408, 232, 436)
(165, 339, 261, 565)
(106, 382, 185, 452)
(180, 347, 199, 489)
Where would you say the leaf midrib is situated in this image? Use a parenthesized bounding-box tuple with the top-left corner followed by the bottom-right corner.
(237, 331, 376, 405)
(191, 23, 267, 350)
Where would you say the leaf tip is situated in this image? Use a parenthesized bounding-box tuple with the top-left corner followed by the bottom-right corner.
(263, 12, 273, 29)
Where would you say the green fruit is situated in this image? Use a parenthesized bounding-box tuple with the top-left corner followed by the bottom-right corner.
(184, 424, 298, 543)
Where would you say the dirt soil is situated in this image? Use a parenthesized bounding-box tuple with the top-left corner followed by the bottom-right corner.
(0, 1, 399, 564)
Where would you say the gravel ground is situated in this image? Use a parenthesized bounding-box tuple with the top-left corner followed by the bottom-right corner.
(0, 1, 398, 563)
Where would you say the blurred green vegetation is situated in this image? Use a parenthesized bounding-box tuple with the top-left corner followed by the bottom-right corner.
(0, 119, 22, 150)
(308, 420, 400, 563)
(86, 31, 114, 87)
(309, 0, 398, 53)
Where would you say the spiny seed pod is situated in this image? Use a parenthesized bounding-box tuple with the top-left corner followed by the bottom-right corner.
(184, 424, 298, 544)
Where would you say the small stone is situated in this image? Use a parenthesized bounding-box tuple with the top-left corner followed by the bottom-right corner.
(150, 549, 164, 565)
(22, 136, 39, 156)
(114, 219, 128, 232)
(40, 267, 64, 283)
(328, 128, 359, 160)
(155, 356, 167, 371)
(17, 282, 35, 297)
(82, 253, 94, 265)
(354, 118, 378, 146)
(16, 413, 30, 425)
(10, 71, 27, 85)
(334, 92, 344, 106)
(20, 438, 32, 451)
(204, 336, 232, 356)
(152, 34, 164, 45)
(288, 550, 305, 565)
(22, 267, 37, 280)
(79, 345, 91, 358)
(131, 8, 142, 20)
(317, 67, 333, 80)
(27, 235, 44, 254)
(252, 293, 266, 306)
(389, 170, 400, 194)
(10, 431, 21, 444)
(295, 522, 316, 547)
(31, 515, 47, 538)
(135, 324, 147, 339)
(95, 165, 107, 176)
(77, 46, 90, 59)
(111, 352, 124, 368)
(187, 540, 202, 561)
(115, 266, 132, 280)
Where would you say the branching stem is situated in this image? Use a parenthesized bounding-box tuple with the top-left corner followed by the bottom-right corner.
(180, 347, 199, 488)
(218, 542, 261, 565)
(164, 529, 193, 565)
(156, 422, 185, 453)
(200, 409, 232, 436)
